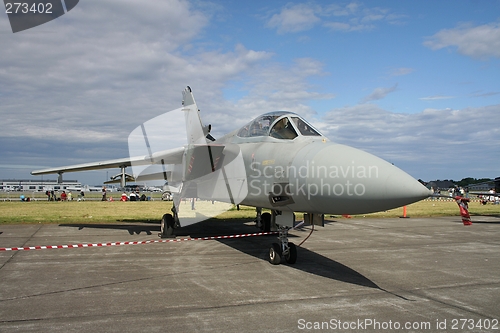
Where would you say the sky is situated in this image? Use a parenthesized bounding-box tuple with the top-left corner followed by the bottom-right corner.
(1, 0, 499, 186)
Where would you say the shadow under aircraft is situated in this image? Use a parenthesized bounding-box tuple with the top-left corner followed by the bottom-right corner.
(59, 218, 380, 291)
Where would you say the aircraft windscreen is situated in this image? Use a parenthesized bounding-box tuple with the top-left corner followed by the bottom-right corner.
(270, 117, 298, 140)
(237, 112, 322, 138)
(237, 113, 283, 137)
(291, 117, 321, 136)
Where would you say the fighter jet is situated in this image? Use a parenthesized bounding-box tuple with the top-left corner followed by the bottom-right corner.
(32, 87, 431, 265)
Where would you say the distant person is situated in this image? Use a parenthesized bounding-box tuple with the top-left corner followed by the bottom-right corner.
(430, 187, 437, 200)
(45, 190, 50, 201)
(67, 191, 72, 201)
(129, 192, 136, 201)
(140, 194, 147, 201)
(121, 192, 128, 201)
(78, 190, 85, 201)
(489, 188, 496, 202)
(101, 187, 107, 201)
(50, 190, 56, 201)
(60, 191, 67, 201)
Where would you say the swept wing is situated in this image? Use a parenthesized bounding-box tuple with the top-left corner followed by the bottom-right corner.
(31, 147, 185, 176)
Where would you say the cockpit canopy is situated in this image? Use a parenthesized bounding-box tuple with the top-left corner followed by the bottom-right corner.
(237, 111, 322, 140)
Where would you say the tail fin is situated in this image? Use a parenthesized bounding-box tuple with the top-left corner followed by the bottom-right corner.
(182, 86, 208, 145)
(170, 87, 247, 228)
(174, 86, 214, 214)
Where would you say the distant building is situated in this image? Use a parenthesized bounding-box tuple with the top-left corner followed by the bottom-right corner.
(427, 180, 455, 190)
(0, 179, 81, 192)
(468, 183, 494, 191)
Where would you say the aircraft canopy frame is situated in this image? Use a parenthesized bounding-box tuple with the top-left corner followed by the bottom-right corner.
(237, 111, 322, 139)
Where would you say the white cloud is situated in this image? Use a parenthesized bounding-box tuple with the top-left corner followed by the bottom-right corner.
(324, 21, 375, 32)
(267, 3, 321, 34)
(0, 0, 213, 139)
(361, 84, 398, 103)
(360, 7, 389, 23)
(323, 3, 403, 32)
(424, 22, 500, 59)
(208, 57, 335, 136)
(321, 104, 500, 179)
(324, 2, 360, 17)
(267, 2, 403, 34)
(419, 95, 455, 101)
(1, 1, 338, 179)
(391, 67, 414, 76)
(472, 91, 500, 98)
(0, 2, 275, 147)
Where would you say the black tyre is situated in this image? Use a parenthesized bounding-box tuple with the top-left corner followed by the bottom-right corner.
(285, 242, 297, 264)
(160, 213, 175, 238)
(261, 212, 271, 232)
(269, 243, 282, 265)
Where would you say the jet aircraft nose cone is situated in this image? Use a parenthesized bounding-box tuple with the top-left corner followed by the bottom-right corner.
(384, 166, 433, 203)
(290, 142, 431, 214)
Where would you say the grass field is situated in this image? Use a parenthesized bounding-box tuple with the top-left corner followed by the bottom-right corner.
(0, 197, 498, 224)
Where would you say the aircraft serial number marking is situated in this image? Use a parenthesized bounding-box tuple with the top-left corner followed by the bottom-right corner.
(5, 2, 53, 14)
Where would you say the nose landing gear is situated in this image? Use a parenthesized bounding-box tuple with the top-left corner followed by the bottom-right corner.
(269, 226, 297, 265)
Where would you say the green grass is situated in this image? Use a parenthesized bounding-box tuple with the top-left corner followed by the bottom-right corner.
(0, 198, 498, 224)
(0, 201, 172, 224)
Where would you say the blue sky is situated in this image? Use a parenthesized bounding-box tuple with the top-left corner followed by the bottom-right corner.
(0, 0, 499, 185)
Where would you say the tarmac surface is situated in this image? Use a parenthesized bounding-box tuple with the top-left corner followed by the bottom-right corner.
(0, 215, 499, 332)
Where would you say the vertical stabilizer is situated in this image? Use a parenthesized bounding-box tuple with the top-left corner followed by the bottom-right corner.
(182, 86, 206, 145)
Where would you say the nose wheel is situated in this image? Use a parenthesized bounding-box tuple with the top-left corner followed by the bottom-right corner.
(268, 226, 297, 265)
(269, 243, 282, 265)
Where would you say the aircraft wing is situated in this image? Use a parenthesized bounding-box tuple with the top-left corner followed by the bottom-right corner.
(31, 146, 185, 176)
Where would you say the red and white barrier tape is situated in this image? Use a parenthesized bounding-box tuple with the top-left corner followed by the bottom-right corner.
(0, 231, 277, 252)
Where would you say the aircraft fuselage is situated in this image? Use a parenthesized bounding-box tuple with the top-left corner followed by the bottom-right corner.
(218, 123, 430, 215)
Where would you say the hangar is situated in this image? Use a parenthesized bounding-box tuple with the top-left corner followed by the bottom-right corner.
(0, 179, 81, 192)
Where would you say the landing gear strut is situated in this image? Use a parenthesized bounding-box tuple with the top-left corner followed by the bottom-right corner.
(268, 226, 297, 265)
